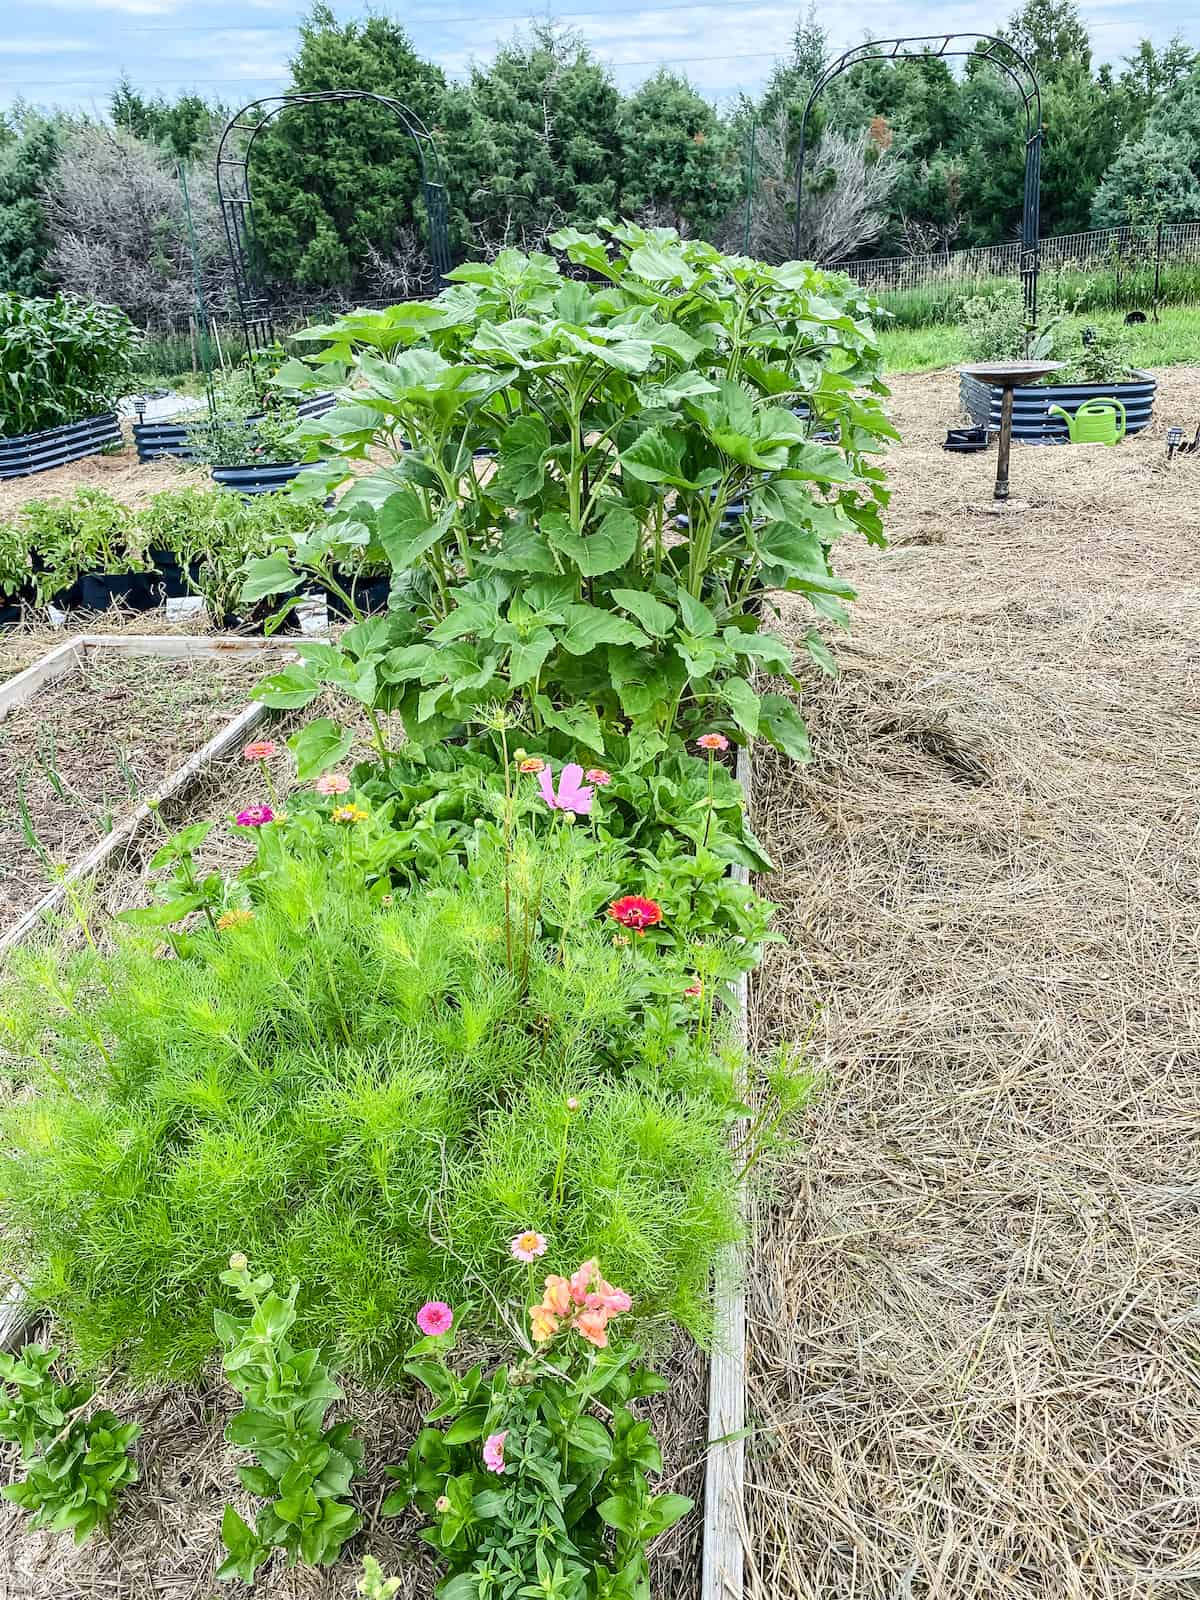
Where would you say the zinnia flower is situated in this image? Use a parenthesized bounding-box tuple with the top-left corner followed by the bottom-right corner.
(697, 732, 729, 752)
(566, 1096, 580, 1112)
(584, 768, 612, 786)
(435, 1495, 451, 1514)
(234, 805, 274, 828)
(331, 804, 369, 825)
(511, 1230, 548, 1263)
(607, 895, 663, 934)
(483, 1431, 508, 1473)
(576, 1309, 610, 1349)
(518, 757, 545, 775)
(416, 1301, 453, 1337)
(216, 909, 254, 931)
(529, 1304, 559, 1343)
(228, 1252, 248, 1272)
(684, 980, 703, 999)
(242, 740, 279, 762)
(542, 1275, 572, 1317)
(315, 772, 351, 795)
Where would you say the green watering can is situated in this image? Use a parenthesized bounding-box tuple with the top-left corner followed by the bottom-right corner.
(1047, 397, 1127, 445)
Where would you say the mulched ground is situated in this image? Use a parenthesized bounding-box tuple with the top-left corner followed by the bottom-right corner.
(746, 365, 1200, 1599)
(0, 646, 268, 938)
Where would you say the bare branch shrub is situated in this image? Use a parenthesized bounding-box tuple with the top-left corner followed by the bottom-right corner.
(40, 122, 232, 324)
(731, 118, 898, 264)
(362, 228, 435, 299)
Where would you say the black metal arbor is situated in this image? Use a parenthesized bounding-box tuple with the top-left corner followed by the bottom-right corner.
(215, 90, 453, 358)
(792, 35, 1043, 336)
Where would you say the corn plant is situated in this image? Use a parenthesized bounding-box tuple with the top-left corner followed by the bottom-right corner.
(0, 293, 139, 437)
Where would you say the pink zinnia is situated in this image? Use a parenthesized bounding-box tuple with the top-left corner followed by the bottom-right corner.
(684, 980, 703, 999)
(416, 1300, 453, 1337)
(315, 772, 351, 795)
(584, 768, 612, 786)
(483, 1430, 508, 1473)
(510, 1230, 548, 1263)
(697, 732, 729, 752)
(242, 740, 278, 762)
(234, 804, 274, 828)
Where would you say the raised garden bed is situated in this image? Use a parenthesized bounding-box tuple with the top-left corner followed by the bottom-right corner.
(133, 391, 337, 463)
(0, 634, 284, 949)
(959, 368, 1156, 443)
(0, 413, 123, 480)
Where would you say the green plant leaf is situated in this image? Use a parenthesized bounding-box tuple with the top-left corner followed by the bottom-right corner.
(288, 719, 354, 780)
(240, 554, 303, 603)
(560, 604, 650, 656)
(545, 508, 638, 576)
(758, 693, 811, 762)
(721, 676, 759, 736)
(611, 588, 676, 637)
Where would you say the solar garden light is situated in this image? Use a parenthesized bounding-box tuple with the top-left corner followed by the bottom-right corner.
(1167, 426, 1184, 460)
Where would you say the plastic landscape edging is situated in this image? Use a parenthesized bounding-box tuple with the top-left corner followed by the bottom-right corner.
(700, 739, 751, 1600)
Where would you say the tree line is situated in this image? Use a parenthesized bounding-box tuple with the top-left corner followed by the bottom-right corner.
(0, 0, 1197, 323)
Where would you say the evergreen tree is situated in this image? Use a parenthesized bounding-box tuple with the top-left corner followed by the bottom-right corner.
(620, 71, 738, 240)
(248, 4, 447, 291)
(0, 107, 58, 295)
(446, 23, 622, 253)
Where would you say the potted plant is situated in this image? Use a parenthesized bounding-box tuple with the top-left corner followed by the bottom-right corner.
(0, 294, 137, 478)
(0, 519, 34, 626)
(958, 283, 1156, 443)
(22, 491, 156, 612)
(189, 368, 312, 494)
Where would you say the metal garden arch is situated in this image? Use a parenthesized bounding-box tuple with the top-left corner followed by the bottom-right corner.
(792, 35, 1043, 338)
(216, 91, 453, 359)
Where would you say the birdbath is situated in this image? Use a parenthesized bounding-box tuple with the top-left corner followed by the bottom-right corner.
(959, 362, 1064, 501)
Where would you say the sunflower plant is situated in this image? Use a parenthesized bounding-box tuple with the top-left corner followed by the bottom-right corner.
(249, 220, 893, 763)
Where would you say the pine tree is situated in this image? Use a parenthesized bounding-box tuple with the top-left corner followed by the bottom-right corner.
(620, 71, 738, 241)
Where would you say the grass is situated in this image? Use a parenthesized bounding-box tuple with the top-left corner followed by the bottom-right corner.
(879, 303, 1200, 375)
(875, 263, 1200, 329)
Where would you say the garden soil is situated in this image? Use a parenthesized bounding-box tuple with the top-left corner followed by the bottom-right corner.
(748, 365, 1199, 1598)
(0, 646, 268, 938)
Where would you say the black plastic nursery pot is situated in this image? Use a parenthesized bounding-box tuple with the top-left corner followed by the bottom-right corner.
(0, 584, 37, 627)
(324, 574, 392, 618)
(959, 369, 1156, 444)
(0, 413, 122, 480)
(147, 545, 200, 600)
(78, 570, 160, 613)
(132, 392, 337, 465)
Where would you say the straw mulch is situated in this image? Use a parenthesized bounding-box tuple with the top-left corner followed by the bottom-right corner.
(747, 366, 1200, 1598)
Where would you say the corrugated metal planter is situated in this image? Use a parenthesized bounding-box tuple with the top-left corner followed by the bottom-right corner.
(210, 461, 310, 495)
(960, 369, 1156, 444)
(0, 413, 122, 479)
(132, 392, 337, 464)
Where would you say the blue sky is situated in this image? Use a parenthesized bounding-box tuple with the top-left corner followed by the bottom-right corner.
(2, 0, 1194, 115)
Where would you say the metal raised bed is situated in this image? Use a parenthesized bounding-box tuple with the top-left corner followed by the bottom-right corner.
(132, 391, 338, 463)
(960, 368, 1156, 444)
(0, 412, 122, 479)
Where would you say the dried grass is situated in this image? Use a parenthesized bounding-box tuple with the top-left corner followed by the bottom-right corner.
(747, 366, 1200, 1599)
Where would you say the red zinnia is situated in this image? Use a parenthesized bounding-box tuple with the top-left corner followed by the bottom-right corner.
(607, 895, 663, 935)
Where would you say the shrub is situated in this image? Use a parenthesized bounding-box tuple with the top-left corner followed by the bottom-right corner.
(0, 848, 743, 1382)
(0, 292, 139, 437)
(254, 221, 894, 765)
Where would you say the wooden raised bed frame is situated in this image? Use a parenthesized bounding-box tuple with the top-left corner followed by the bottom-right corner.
(0, 643, 753, 1599)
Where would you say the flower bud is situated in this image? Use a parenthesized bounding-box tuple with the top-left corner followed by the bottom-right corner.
(229, 1252, 248, 1272)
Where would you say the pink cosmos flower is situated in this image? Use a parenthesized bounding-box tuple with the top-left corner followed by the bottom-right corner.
(315, 772, 351, 795)
(483, 1431, 508, 1473)
(416, 1301, 453, 1337)
(697, 732, 729, 752)
(538, 763, 594, 816)
(234, 804, 274, 828)
(242, 740, 279, 762)
(584, 768, 612, 786)
(566, 1096, 580, 1112)
(510, 1230, 548, 1263)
